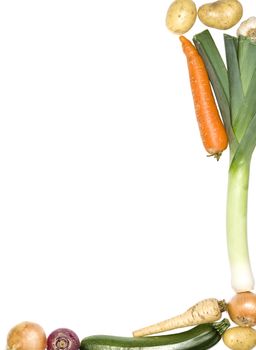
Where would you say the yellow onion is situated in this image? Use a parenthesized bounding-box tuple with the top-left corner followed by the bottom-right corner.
(7, 321, 47, 350)
(228, 291, 256, 327)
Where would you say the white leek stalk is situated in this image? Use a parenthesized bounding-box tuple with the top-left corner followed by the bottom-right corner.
(227, 161, 254, 292)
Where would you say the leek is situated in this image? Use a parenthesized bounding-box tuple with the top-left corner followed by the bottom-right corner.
(193, 30, 256, 293)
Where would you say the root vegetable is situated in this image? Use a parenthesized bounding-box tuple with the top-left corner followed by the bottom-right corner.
(198, 0, 243, 30)
(132, 298, 226, 337)
(228, 292, 256, 327)
(7, 321, 47, 350)
(47, 328, 80, 350)
(180, 35, 228, 159)
(223, 326, 256, 350)
(166, 0, 197, 34)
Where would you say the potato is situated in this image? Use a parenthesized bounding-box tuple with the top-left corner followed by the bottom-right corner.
(166, 0, 197, 34)
(198, 0, 243, 30)
(223, 326, 256, 350)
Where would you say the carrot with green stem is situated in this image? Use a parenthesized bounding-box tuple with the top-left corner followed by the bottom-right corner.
(133, 298, 227, 337)
(179, 35, 228, 160)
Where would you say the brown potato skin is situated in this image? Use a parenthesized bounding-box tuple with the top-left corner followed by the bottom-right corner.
(223, 326, 256, 350)
(198, 0, 243, 30)
(166, 0, 197, 34)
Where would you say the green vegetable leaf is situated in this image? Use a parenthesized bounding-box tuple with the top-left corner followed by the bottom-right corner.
(238, 35, 256, 95)
(231, 111, 256, 167)
(193, 30, 229, 101)
(224, 34, 244, 128)
(193, 30, 238, 154)
(233, 67, 256, 142)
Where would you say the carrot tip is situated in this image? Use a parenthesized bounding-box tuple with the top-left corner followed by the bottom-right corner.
(179, 35, 186, 44)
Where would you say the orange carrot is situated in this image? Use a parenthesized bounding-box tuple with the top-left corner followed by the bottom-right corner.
(179, 35, 228, 160)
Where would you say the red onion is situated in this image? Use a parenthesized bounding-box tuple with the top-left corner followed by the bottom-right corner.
(47, 328, 80, 350)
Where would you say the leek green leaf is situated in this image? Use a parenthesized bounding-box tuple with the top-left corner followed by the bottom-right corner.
(238, 36, 256, 95)
(224, 34, 244, 127)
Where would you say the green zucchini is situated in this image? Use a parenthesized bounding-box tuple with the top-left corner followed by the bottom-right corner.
(80, 318, 230, 350)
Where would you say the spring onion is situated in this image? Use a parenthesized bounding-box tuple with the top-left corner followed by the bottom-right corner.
(193, 27, 256, 293)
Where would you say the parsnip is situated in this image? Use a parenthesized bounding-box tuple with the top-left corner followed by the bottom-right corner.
(133, 298, 226, 337)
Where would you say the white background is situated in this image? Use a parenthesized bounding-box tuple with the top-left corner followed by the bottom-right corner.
(0, 1, 256, 349)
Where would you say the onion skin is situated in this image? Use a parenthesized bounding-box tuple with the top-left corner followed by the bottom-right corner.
(7, 321, 47, 350)
(47, 328, 80, 350)
(228, 292, 256, 327)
